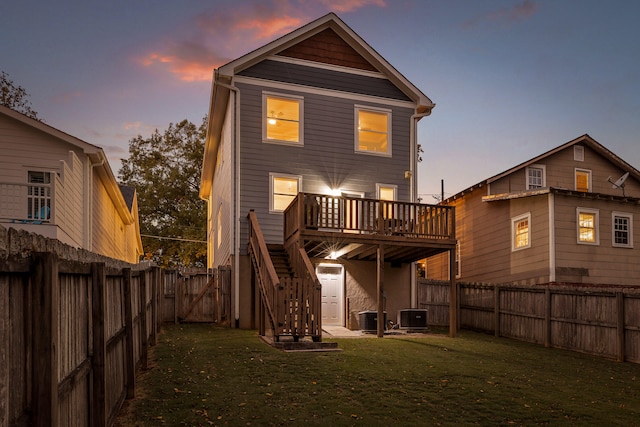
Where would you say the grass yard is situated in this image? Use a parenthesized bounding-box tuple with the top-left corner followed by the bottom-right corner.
(115, 324, 640, 426)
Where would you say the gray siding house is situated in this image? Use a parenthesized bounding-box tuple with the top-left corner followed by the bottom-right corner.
(200, 13, 456, 340)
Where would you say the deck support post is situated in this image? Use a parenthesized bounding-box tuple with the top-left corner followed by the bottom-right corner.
(377, 245, 385, 338)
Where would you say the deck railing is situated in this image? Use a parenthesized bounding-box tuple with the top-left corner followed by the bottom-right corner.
(284, 193, 455, 241)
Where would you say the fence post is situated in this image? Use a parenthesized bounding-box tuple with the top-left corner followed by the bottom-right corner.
(616, 292, 625, 362)
(494, 284, 500, 337)
(139, 270, 148, 370)
(31, 252, 59, 427)
(149, 267, 160, 346)
(544, 288, 551, 348)
(91, 262, 106, 427)
(122, 268, 135, 398)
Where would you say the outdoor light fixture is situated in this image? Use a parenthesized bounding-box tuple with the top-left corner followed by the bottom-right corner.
(268, 110, 280, 125)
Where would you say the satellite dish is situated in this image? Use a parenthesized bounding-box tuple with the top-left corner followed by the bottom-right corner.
(608, 172, 629, 196)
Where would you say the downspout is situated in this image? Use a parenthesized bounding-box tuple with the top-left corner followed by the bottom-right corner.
(216, 78, 241, 327)
(409, 109, 432, 307)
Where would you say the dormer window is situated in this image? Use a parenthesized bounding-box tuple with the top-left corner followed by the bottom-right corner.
(526, 165, 546, 190)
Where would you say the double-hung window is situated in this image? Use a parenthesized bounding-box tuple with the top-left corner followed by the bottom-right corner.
(27, 171, 51, 221)
(526, 165, 545, 189)
(577, 208, 599, 244)
(270, 173, 301, 213)
(263, 93, 303, 145)
(511, 213, 531, 251)
(612, 212, 633, 248)
(355, 106, 391, 156)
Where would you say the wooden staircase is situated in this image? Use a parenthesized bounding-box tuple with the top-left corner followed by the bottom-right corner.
(248, 211, 336, 350)
(267, 244, 294, 278)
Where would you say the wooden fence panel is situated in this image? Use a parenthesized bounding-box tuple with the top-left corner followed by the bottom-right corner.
(625, 295, 640, 363)
(57, 271, 91, 427)
(499, 287, 546, 344)
(177, 272, 215, 323)
(162, 270, 178, 323)
(0, 251, 165, 427)
(418, 279, 640, 364)
(417, 280, 449, 326)
(0, 269, 30, 426)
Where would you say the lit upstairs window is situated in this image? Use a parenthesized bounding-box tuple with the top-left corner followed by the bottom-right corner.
(264, 94, 303, 144)
(356, 107, 391, 156)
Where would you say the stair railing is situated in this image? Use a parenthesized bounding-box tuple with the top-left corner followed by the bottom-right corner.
(247, 210, 280, 336)
(284, 239, 323, 340)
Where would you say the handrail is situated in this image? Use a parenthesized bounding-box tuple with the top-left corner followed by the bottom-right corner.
(247, 210, 280, 333)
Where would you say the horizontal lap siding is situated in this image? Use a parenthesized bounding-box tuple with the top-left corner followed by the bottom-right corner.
(210, 107, 233, 268)
(236, 63, 414, 245)
(554, 194, 640, 285)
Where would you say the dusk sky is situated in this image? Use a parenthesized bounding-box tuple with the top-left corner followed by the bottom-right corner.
(2, 0, 639, 200)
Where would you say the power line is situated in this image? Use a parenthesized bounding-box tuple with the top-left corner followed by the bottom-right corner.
(141, 234, 207, 244)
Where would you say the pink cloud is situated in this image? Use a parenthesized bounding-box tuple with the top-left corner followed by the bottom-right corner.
(318, 0, 387, 13)
(234, 15, 304, 40)
(137, 0, 387, 82)
(463, 0, 538, 29)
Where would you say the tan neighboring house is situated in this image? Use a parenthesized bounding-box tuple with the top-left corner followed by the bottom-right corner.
(426, 134, 640, 286)
(0, 105, 143, 264)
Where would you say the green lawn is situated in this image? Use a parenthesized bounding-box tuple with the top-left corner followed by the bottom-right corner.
(116, 324, 640, 426)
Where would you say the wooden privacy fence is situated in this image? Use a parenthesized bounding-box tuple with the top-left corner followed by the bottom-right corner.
(418, 279, 640, 363)
(0, 252, 162, 427)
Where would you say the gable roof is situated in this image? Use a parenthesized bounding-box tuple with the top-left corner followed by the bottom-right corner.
(216, 12, 433, 111)
(200, 12, 433, 198)
(0, 105, 133, 223)
(446, 134, 640, 202)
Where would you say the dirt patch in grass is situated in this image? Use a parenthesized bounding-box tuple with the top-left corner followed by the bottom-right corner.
(114, 324, 640, 426)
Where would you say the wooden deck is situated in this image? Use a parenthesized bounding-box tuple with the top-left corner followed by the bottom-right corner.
(284, 193, 457, 263)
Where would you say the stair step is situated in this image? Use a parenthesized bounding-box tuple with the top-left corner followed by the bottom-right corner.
(267, 244, 294, 278)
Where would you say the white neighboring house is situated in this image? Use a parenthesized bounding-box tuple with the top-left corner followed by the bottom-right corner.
(0, 105, 143, 264)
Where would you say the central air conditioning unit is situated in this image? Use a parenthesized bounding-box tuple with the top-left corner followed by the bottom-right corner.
(397, 309, 428, 330)
(358, 310, 386, 333)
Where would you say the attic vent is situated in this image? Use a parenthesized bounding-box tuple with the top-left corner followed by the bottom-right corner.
(574, 145, 584, 161)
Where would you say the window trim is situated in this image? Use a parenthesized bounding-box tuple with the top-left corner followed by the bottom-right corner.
(612, 211, 633, 248)
(511, 212, 531, 251)
(574, 145, 585, 161)
(576, 207, 599, 245)
(575, 168, 591, 192)
(526, 164, 546, 190)
(269, 173, 302, 213)
(354, 105, 392, 157)
(262, 92, 304, 146)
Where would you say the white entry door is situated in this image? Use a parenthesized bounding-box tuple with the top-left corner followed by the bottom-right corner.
(317, 264, 344, 326)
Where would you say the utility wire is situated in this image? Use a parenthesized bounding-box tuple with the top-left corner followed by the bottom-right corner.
(141, 234, 207, 244)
